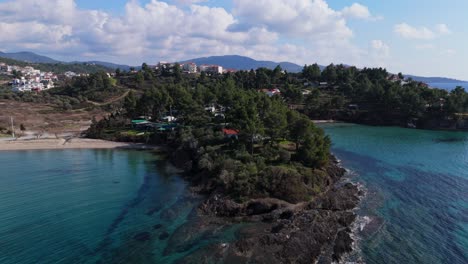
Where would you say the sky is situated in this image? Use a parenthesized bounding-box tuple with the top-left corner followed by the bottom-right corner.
(0, 0, 466, 79)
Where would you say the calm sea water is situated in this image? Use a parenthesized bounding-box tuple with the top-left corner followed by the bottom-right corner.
(1, 131, 467, 264)
(322, 123, 468, 264)
(428, 82, 468, 91)
(0, 149, 240, 264)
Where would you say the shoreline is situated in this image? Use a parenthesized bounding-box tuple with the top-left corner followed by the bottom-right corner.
(0, 138, 158, 151)
(186, 157, 362, 263)
(0, 135, 363, 263)
(314, 118, 468, 132)
(311, 119, 338, 124)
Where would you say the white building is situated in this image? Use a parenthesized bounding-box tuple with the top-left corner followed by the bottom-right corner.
(182, 62, 197, 74)
(64, 71, 78, 78)
(199, 64, 223, 74)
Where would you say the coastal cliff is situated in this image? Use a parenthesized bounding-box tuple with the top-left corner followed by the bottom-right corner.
(171, 147, 361, 263)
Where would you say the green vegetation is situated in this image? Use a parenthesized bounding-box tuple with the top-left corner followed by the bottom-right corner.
(0, 57, 111, 74)
(297, 65, 468, 127)
(0, 71, 125, 111)
(0, 125, 12, 137)
(87, 64, 333, 202)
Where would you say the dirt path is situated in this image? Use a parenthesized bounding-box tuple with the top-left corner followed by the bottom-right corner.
(85, 89, 130, 106)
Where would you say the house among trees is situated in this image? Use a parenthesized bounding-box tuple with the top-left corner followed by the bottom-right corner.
(222, 128, 239, 139)
(261, 88, 281, 97)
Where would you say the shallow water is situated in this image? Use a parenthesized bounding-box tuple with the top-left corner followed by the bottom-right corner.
(2, 128, 467, 263)
(322, 123, 468, 264)
(0, 149, 238, 264)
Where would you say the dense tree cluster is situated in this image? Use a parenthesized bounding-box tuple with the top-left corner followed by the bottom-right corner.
(298, 64, 468, 126)
(88, 65, 333, 202)
(0, 57, 111, 74)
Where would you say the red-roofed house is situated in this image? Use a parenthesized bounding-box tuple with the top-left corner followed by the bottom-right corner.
(222, 128, 239, 139)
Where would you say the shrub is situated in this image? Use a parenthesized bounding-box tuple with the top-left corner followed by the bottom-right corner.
(278, 149, 291, 163)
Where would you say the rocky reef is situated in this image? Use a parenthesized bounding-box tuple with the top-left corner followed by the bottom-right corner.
(176, 161, 362, 264)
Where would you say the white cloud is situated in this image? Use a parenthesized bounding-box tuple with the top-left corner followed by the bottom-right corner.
(341, 3, 382, 21)
(232, 0, 353, 38)
(0, 0, 382, 68)
(368, 40, 390, 67)
(173, 0, 208, 5)
(394, 23, 451, 40)
(371, 40, 390, 57)
(394, 23, 435, 40)
(435, 23, 451, 35)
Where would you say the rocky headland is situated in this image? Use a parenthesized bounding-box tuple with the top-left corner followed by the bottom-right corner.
(172, 151, 362, 264)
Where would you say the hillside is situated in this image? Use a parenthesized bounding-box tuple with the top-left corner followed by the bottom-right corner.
(0, 51, 60, 64)
(2, 51, 466, 81)
(181, 55, 306, 72)
(0, 56, 112, 74)
(67, 61, 133, 71)
(404, 75, 467, 83)
(0, 51, 132, 71)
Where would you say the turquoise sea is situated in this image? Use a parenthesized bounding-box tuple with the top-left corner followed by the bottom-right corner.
(322, 123, 468, 263)
(1, 125, 467, 263)
(0, 150, 240, 264)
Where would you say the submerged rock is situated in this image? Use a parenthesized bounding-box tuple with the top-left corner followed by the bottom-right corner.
(133, 232, 151, 242)
(153, 224, 163, 230)
(159, 231, 170, 240)
(146, 206, 162, 216)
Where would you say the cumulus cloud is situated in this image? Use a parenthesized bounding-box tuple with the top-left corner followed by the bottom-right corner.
(394, 23, 435, 40)
(232, 0, 352, 38)
(173, 0, 208, 5)
(394, 23, 451, 40)
(435, 23, 451, 35)
(0, 0, 381, 68)
(371, 40, 390, 57)
(341, 3, 382, 21)
(368, 40, 390, 67)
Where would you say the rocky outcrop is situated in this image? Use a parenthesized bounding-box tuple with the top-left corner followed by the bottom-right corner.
(193, 161, 361, 264)
(199, 196, 290, 218)
(168, 146, 361, 263)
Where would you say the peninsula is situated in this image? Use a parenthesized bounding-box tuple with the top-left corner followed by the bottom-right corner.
(2, 57, 467, 262)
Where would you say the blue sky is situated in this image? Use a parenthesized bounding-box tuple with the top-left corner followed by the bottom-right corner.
(0, 0, 466, 79)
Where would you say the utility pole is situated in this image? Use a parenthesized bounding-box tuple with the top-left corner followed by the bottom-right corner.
(10, 116, 15, 138)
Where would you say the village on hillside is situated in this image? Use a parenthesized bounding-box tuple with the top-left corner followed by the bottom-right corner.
(0, 62, 89, 92)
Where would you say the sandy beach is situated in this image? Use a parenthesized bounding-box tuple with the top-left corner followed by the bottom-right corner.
(311, 119, 338, 124)
(0, 138, 157, 151)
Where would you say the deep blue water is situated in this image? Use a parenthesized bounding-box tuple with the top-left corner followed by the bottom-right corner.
(0, 149, 240, 264)
(428, 82, 468, 91)
(322, 123, 468, 264)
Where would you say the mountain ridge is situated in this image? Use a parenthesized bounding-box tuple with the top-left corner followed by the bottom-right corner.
(0, 51, 60, 64)
(1, 51, 466, 83)
(180, 55, 306, 72)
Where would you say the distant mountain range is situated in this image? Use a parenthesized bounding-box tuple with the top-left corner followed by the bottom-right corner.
(404, 75, 467, 84)
(69, 61, 134, 71)
(0, 51, 60, 64)
(181, 55, 305, 72)
(0, 51, 466, 83)
(0, 51, 133, 71)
